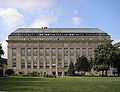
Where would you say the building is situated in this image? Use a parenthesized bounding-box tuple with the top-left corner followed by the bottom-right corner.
(114, 42, 120, 48)
(7, 28, 111, 76)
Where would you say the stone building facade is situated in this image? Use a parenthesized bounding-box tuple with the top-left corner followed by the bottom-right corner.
(7, 28, 111, 76)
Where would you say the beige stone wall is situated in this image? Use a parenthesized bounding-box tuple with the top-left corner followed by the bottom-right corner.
(7, 35, 111, 75)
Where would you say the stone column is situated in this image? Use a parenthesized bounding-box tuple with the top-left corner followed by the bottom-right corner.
(7, 45, 12, 69)
(62, 48, 64, 76)
(56, 48, 58, 76)
(50, 48, 52, 74)
(16, 47, 21, 73)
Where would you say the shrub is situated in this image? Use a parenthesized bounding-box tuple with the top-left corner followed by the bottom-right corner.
(5, 69, 14, 76)
(0, 69, 3, 77)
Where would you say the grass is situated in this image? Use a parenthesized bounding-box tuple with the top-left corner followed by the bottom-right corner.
(0, 76, 120, 92)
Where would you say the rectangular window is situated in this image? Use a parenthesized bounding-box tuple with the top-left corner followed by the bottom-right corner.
(88, 48, 92, 57)
(46, 56, 50, 62)
(33, 63, 37, 69)
(46, 64, 50, 69)
(45, 48, 49, 56)
(76, 48, 80, 54)
(70, 56, 74, 62)
(21, 64, 25, 69)
(70, 48, 74, 55)
(64, 48, 68, 55)
(40, 63, 43, 69)
(58, 55, 62, 62)
(33, 48, 37, 56)
(21, 56, 25, 63)
(27, 56, 31, 62)
(21, 48, 25, 56)
(40, 48, 44, 55)
(64, 56, 68, 63)
(27, 64, 31, 69)
(76, 48, 80, 59)
(58, 48, 62, 55)
(40, 56, 44, 62)
(52, 56, 56, 63)
(12, 48, 16, 56)
(52, 48, 56, 55)
(33, 56, 37, 62)
(27, 48, 31, 56)
(12, 63, 16, 69)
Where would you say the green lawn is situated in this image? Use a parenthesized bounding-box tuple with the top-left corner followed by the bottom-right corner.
(0, 77, 120, 92)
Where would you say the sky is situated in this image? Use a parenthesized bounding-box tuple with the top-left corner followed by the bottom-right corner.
(0, 0, 120, 58)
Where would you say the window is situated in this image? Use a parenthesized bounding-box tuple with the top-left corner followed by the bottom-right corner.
(40, 56, 44, 62)
(40, 48, 44, 55)
(33, 63, 37, 69)
(45, 48, 49, 55)
(33, 56, 37, 62)
(21, 48, 25, 56)
(27, 56, 31, 62)
(27, 64, 31, 69)
(33, 48, 37, 56)
(46, 64, 50, 69)
(70, 48, 74, 55)
(64, 48, 68, 55)
(88, 48, 92, 57)
(46, 56, 50, 62)
(52, 56, 56, 63)
(64, 56, 68, 62)
(12, 48, 16, 56)
(58, 48, 62, 54)
(21, 64, 25, 69)
(27, 48, 31, 56)
(70, 56, 74, 62)
(52, 48, 56, 55)
(21, 56, 25, 63)
(40, 63, 43, 69)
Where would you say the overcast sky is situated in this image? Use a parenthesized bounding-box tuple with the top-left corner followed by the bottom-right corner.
(0, 0, 120, 58)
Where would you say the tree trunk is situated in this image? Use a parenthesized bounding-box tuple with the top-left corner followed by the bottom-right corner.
(105, 70, 108, 76)
(102, 71, 104, 76)
(118, 67, 120, 77)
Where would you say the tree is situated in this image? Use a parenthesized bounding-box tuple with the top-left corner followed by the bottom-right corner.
(75, 56, 90, 75)
(68, 61, 75, 76)
(112, 48, 120, 76)
(0, 44, 4, 68)
(94, 43, 114, 76)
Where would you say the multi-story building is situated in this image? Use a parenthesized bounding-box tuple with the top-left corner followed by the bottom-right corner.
(7, 28, 111, 76)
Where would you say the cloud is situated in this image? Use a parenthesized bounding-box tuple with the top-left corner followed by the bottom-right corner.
(72, 16, 81, 26)
(0, 0, 56, 12)
(0, 8, 24, 29)
(30, 14, 58, 28)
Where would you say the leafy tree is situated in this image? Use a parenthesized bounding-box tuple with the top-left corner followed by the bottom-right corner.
(0, 44, 4, 68)
(68, 61, 75, 76)
(112, 48, 120, 76)
(94, 43, 114, 76)
(75, 56, 90, 75)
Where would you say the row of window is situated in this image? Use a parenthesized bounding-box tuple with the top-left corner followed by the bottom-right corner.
(10, 33, 108, 36)
(13, 63, 68, 69)
(12, 48, 93, 63)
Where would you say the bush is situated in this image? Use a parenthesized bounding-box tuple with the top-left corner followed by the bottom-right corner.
(30, 72, 38, 77)
(5, 69, 14, 76)
(0, 69, 3, 77)
(19, 72, 22, 75)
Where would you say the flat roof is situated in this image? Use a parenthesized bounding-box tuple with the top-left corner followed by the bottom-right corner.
(12, 28, 105, 33)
